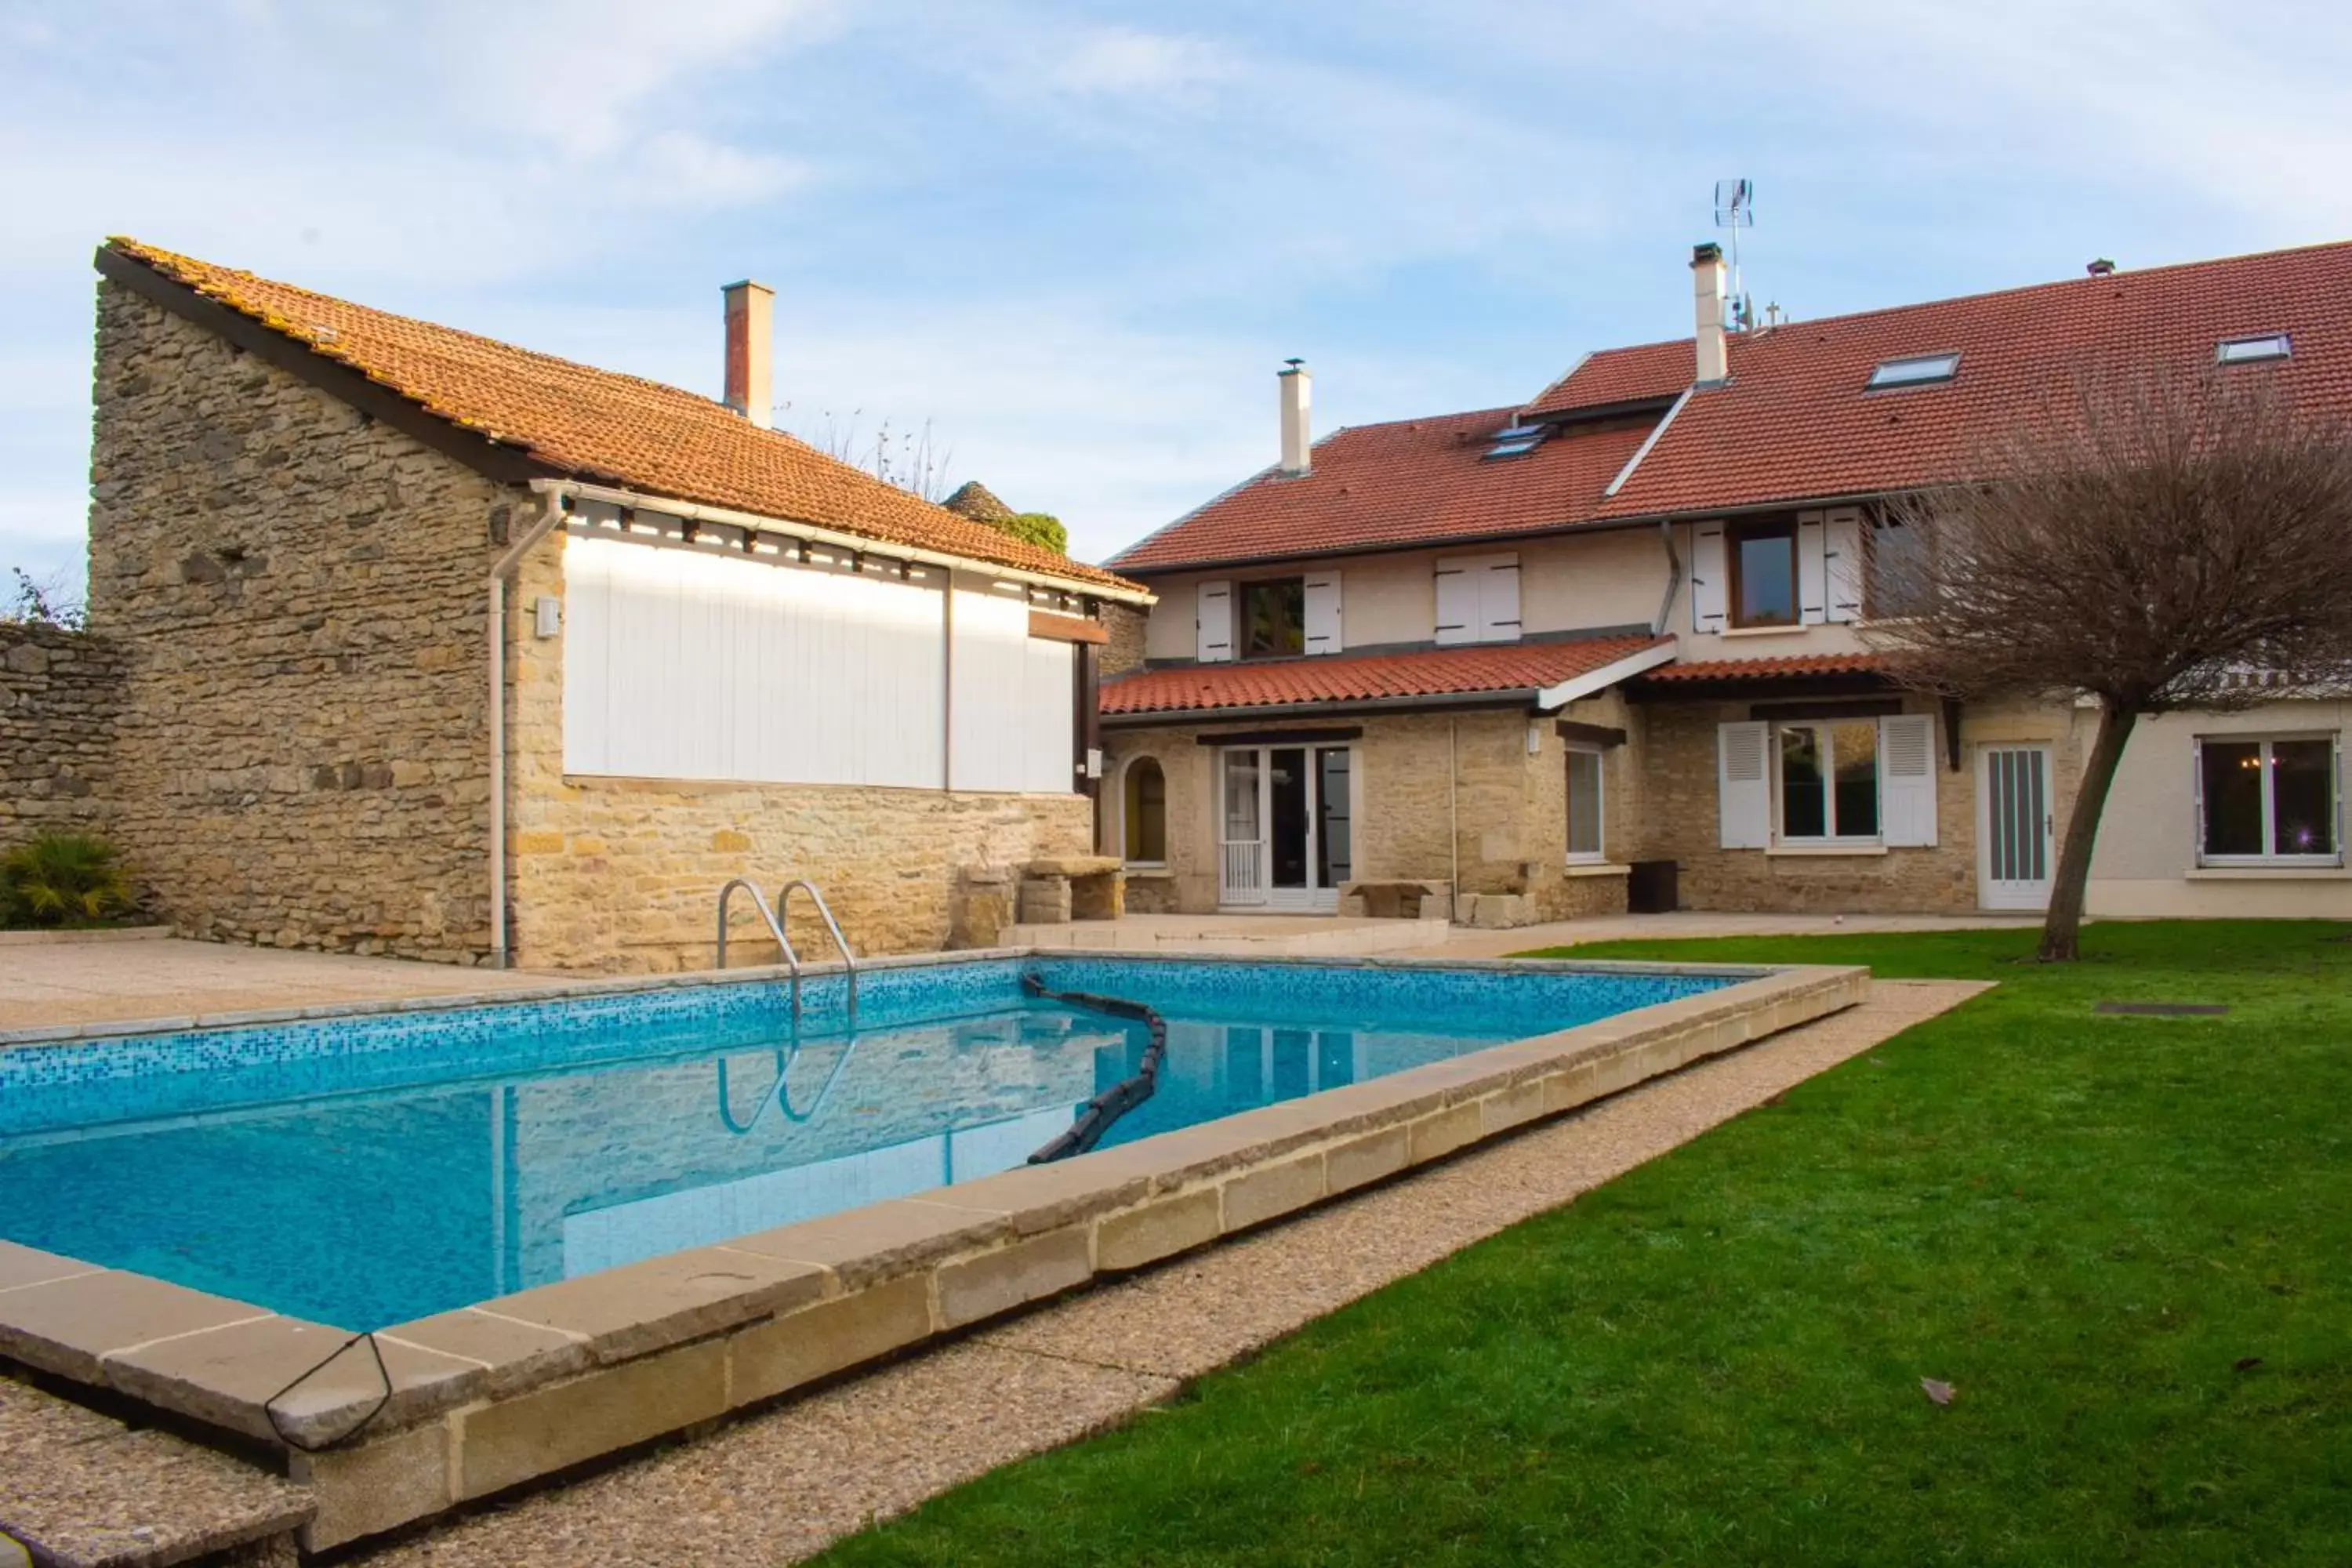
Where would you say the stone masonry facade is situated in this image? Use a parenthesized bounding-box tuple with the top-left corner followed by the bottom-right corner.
(0, 622, 122, 849)
(85, 285, 507, 960)
(1101, 703, 1635, 924)
(65, 283, 1094, 969)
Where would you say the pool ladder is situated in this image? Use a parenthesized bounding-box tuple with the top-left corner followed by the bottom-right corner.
(716, 877, 858, 1028)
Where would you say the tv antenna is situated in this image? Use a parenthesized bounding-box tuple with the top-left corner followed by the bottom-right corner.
(1713, 177, 1755, 332)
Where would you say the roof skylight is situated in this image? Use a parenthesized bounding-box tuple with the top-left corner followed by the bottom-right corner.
(2216, 333, 2291, 365)
(1867, 353, 1961, 390)
(1483, 422, 1548, 460)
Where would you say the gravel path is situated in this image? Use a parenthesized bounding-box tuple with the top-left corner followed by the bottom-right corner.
(357, 978, 1987, 1568)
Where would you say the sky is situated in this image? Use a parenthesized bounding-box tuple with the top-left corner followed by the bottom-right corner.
(4, 0, 2350, 594)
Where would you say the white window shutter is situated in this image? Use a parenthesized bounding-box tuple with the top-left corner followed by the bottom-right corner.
(1690, 524, 1727, 633)
(1718, 720, 1771, 848)
(1797, 511, 1828, 625)
(1825, 508, 1864, 623)
(1196, 579, 1234, 662)
(1434, 565, 1475, 646)
(1879, 713, 1938, 847)
(1304, 571, 1342, 656)
(1479, 559, 1522, 642)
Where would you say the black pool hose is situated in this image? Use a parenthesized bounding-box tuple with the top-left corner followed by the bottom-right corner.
(1022, 973, 1168, 1164)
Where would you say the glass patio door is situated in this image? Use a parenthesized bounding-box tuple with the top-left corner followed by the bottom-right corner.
(1220, 743, 1352, 909)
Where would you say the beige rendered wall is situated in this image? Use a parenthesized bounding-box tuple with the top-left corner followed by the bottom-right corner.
(2085, 699, 2352, 918)
(1134, 531, 1672, 662)
(86, 285, 507, 961)
(505, 532, 1091, 972)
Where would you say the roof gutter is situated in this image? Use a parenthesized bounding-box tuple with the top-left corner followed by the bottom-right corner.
(541, 477, 1156, 606)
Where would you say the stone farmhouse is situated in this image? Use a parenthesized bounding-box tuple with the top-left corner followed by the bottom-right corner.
(27, 239, 1153, 970)
(1096, 240, 2352, 926)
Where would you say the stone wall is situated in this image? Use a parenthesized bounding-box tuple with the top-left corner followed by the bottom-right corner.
(1099, 601, 1149, 679)
(1100, 706, 1621, 924)
(0, 622, 122, 850)
(1628, 694, 2091, 913)
(503, 532, 1094, 972)
(85, 285, 508, 960)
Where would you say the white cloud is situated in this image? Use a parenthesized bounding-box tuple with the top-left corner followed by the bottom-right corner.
(1043, 28, 1233, 102)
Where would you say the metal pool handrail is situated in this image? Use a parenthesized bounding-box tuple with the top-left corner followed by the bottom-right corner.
(715, 1032, 862, 1135)
(715, 877, 859, 1028)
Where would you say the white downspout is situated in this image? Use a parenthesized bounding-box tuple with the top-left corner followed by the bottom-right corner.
(486, 485, 568, 969)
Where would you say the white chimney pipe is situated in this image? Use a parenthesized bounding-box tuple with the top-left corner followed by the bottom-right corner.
(723, 280, 775, 429)
(1691, 244, 1729, 386)
(1279, 358, 1312, 476)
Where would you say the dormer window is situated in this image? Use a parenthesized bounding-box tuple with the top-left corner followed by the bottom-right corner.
(2216, 333, 2291, 365)
(1866, 353, 1960, 390)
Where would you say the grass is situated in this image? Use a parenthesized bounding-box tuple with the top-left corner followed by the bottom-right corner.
(815, 922, 2352, 1566)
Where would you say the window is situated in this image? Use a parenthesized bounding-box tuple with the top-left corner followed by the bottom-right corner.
(1730, 518, 1798, 627)
(2216, 333, 2290, 365)
(2198, 735, 2341, 864)
(1434, 554, 1521, 644)
(1484, 422, 1548, 459)
(1123, 757, 1167, 864)
(1566, 747, 1605, 862)
(1777, 720, 1882, 842)
(1241, 578, 1305, 658)
(1866, 517, 1931, 619)
(1867, 353, 1960, 389)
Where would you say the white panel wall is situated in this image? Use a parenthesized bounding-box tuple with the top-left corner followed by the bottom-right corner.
(562, 533, 947, 788)
(949, 575, 1076, 794)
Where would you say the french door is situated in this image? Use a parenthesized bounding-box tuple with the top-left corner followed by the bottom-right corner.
(1218, 744, 1353, 909)
(1977, 745, 2055, 910)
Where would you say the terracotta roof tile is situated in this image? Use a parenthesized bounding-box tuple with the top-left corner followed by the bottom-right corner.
(1595, 239, 2352, 520)
(105, 238, 1138, 593)
(1110, 409, 1652, 574)
(1639, 652, 1889, 683)
(1101, 635, 1668, 716)
(1523, 339, 1692, 417)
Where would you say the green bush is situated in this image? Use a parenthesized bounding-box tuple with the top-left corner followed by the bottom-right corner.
(996, 512, 1068, 555)
(1, 832, 133, 928)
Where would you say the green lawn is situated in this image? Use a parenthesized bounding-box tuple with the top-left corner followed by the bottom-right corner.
(818, 922, 2352, 1566)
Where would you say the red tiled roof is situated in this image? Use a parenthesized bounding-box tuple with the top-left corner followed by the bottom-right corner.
(1595, 239, 2352, 520)
(1638, 652, 1889, 683)
(1523, 338, 1691, 417)
(1108, 408, 1651, 574)
(103, 238, 1140, 594)
(1101, 635, 1668, 716)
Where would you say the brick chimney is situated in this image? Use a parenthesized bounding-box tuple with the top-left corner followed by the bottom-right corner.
(1691, 243, 1729, 386)
(1279, 358, 1312, 476)
(722, 280, 774, 428)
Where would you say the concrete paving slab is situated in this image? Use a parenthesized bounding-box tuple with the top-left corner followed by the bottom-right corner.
(0, 937, 552, 1034)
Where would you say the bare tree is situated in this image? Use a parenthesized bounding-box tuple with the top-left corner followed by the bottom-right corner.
(5, 567, 85, 630)
(1868, 369, 2352, 961)
(782, 404, 957, 503)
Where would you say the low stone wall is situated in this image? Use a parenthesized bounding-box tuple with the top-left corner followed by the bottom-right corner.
(0, 622, 122, 851)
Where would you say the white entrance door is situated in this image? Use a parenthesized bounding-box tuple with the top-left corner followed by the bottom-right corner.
(1218, 744, 1353, 909)
(1978, 745, 2055, 910)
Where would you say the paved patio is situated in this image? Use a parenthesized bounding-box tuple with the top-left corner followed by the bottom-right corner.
(0, 914, 2038, 1036)
(0, 933, 550, 1034)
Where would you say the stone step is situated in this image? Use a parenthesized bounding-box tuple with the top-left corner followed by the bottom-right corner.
(0, 1374, 310, 1568)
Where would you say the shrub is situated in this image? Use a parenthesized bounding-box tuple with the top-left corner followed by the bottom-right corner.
(997, 512, 1068, 555)
(1, 832, 133, 928)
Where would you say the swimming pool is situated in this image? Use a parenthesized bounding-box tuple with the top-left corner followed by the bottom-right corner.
(0, 955, 1731, 1332)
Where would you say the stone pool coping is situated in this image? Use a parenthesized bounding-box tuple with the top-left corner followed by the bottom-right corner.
(0, 950, 1865, 1552)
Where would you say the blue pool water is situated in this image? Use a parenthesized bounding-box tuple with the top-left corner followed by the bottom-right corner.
(0, 957, 1730, 1330)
